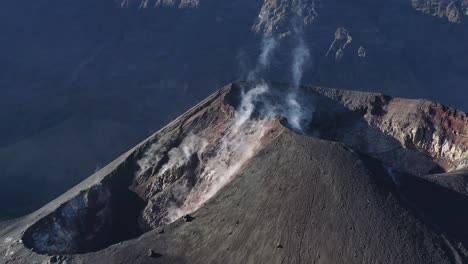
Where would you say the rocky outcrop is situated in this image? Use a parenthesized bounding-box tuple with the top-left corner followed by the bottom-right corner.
(411, 0, 468, 23)
(119, 0, 200, 8)
(313, 87, 468, 173)
(132, 85, 284, 229)
(252, 0, 320, 34)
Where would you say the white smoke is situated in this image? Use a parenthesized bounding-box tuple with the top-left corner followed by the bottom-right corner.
(163, 80, 316, 222)
(234, 83, 269, 129)
(247, 36, 278, 81)
(137, 143, 163, 177)
(156, 25, 313, 224)
(168, 122, 273, 222)
(259, 37, 278, 69)
(136, 133, 207, 181)
(158, 134, 208, 176)
(154, 80, 315, 224)
(165, 84, 273, 222)
(120, 0, 129, 7)
(291, 37, 310, 89)
(287, 20, 311, 131)
(286, 93, 303, 130)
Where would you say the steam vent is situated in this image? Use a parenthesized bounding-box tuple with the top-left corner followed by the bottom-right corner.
(1, 81, 468, 263)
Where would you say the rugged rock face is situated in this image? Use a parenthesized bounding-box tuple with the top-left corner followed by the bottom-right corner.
(312, 87, 468, 174)
(252, 0, 320, 34)
(119, 0, 200, 8)
(129, 87, 284, 230)
(411, 0, 468, 23)
(120, 0, 468, 24)
(1, 81, 467, 263)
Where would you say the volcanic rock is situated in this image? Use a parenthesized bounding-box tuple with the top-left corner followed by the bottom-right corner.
(147, 249, 162, 258)
(0, 81, 467, 263)
(49, 256, 57, 263)
(182, 215, 195, 223)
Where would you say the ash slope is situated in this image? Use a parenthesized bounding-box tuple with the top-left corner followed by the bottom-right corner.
(66, 132, 459, 264)
(1, 81, 468, 263)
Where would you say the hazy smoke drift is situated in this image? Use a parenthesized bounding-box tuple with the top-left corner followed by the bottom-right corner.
(235, 84, 269, 129)
(286, 93, 302, 130)
(291, 37, 310, 89)
(157, 81, 315, 224)
(247, 36, 278, 81)
(254, 82, 314, 132)
(286, 22, 311, 130)
(158, 134, 207, 177)
(166, 85, 273, 222)
(160, 28, 312, 223)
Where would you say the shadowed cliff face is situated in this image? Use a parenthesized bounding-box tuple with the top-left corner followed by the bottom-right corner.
(411, 0, 468, 23)
(1, 81, 468, 263)
(1, 0, 467, 219)
(311, 87, 468, 174)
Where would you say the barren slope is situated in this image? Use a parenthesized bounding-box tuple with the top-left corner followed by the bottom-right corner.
(64, 132, 462, 263)
(1, 81, 467, 263)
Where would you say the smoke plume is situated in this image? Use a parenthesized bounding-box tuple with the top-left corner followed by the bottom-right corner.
(287, 35, 310, 130)
(247, 36, 278, 81)
(143, 20, 314, 225)
(165, 84, 273, 222)
(158, 134, 208, 176)
(287, 19, 311, 130)
(291, 37, 310, 89)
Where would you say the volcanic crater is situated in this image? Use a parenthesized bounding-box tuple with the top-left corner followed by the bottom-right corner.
(1, 81, 467, 263)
